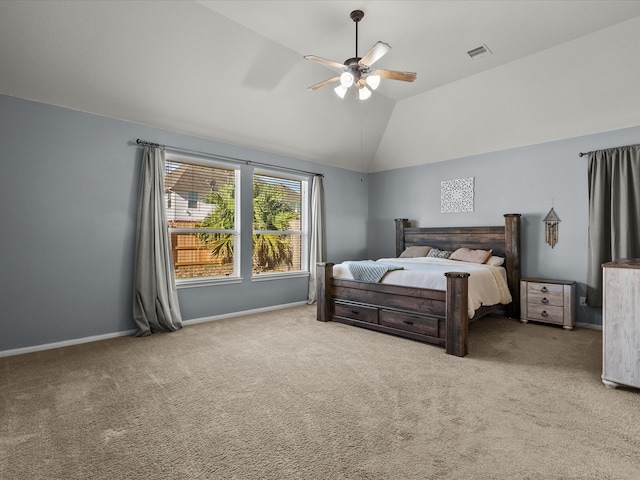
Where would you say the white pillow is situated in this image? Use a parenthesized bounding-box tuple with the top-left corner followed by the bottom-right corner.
(486, 256, 505, 266)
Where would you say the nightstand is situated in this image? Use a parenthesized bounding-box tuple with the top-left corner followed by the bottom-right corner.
(520, 278, 576, 330)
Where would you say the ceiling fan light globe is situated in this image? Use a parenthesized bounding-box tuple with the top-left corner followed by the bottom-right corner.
(340, 72, 354, 88)
(366, 74, 380, 90)
(358, 86, 372, 101)
(334, 84, 348, 99)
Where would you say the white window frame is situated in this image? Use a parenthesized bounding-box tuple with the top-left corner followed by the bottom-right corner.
(251, 168, 309, 281)
(165, 152, 241, 288)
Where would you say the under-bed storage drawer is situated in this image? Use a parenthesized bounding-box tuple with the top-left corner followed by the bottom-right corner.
(334, 301, 379, 324)
(379, 310, 439, 337)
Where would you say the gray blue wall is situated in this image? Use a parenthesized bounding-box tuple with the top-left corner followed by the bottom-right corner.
(0, 95, 368, 352)
(369, 125, 640, 326)
(3, 93, 639, 352)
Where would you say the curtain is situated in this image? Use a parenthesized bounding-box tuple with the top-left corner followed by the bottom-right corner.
(133, 146, 183, 335)
(586, 144, 640, 306)
(307, 175, 326, 304)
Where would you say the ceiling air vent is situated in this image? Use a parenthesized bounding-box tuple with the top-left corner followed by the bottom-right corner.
(467, 44, 492, 59)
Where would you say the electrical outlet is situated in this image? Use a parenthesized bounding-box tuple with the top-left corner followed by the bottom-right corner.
(579, 296, 587, 306)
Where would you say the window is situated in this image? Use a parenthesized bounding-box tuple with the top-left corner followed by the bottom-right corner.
(164, 155, 239, 281)
(252, 171, 308, 275)
(187, 191, 199, 209)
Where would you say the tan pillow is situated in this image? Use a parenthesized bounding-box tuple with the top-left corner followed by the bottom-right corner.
(450, 247, 493, 264)
(399, 246, 432, 258)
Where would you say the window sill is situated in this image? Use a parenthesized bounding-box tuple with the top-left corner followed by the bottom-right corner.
(176, 276, 243, 289)
(251, 272, 309, 282)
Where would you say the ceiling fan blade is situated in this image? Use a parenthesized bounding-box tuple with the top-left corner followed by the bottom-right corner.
(375, 69, 417, 82)
(304, 55, 346, 71)
(308, 76, 340, 91)
(359, 41, 391, 67)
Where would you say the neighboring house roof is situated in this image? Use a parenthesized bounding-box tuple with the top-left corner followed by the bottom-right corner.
(165, 164, 234, 197)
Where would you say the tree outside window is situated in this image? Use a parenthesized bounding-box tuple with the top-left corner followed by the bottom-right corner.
(199, 172, 306, 274)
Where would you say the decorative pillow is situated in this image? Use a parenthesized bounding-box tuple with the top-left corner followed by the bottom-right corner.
(399, 246, 432, 258)
(426, 248, 452, 259)
(486, 256, 505, 266)
(450, 247, 493, 264)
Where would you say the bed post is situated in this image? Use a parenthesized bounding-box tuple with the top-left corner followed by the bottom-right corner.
(316, 262, 334, 322)
(444, 272, 470, 357)
(504, 214, 522, 319)
(395, 218, 409, 257)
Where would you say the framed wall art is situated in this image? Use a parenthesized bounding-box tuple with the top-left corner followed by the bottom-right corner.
(441, 177, 474, 213)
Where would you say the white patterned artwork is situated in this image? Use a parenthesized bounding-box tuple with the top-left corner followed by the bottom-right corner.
(441, 177, 474, 213)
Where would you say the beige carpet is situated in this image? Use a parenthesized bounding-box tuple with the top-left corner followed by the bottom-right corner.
(1, 305, 639, 479)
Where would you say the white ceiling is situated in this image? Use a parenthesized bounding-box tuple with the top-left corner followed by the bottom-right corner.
(1, 1, 640, 172)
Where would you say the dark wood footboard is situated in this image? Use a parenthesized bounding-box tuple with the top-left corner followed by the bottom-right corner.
(317, 264, 471, 356)
(316, 214, 521, 357)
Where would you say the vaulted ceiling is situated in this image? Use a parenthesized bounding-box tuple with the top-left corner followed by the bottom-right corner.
(1, 1, 640, 172)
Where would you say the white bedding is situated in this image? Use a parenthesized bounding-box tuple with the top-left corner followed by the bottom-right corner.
(333, 257, 512, 318)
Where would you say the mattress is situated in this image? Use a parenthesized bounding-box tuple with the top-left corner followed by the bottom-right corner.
(333, 257, 512, 318)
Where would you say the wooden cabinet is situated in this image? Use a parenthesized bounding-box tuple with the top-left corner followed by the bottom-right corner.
(520, 278, 575, 330)
(602, 259, 640, 389)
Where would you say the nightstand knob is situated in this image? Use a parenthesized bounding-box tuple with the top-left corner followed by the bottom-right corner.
(541, 310, 548, 317)
(541, 297, 549, 304)
(541, 286, 548, 293)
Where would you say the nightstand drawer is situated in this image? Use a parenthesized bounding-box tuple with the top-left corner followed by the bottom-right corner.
(526, 304, 565, 324)
(334, 301, 378, 324)
(527, 282, 564, 306)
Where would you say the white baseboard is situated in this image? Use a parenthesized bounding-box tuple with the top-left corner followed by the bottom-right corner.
(182, 301, 309, 325)
(0, 301, 310, 358)
(0, 329, 138, 358)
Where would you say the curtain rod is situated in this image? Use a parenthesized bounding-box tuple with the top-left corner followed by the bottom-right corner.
(135, 139, 324, 177)
(579, 143, 640, 157)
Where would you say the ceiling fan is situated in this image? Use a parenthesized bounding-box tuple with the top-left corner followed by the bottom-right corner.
(304, 9, 417, 100)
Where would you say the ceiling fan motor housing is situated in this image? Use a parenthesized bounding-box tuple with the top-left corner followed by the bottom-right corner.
(343, 58, 366, 87)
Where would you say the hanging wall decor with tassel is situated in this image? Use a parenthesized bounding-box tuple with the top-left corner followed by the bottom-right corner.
(543, 207, 560, 248)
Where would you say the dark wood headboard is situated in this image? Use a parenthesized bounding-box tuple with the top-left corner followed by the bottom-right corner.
(394, 214, 522, 318)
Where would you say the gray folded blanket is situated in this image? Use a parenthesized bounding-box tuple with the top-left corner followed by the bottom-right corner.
(348, 261, 404, 283)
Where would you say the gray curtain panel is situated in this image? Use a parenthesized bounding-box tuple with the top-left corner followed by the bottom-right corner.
(133, 146, 183, 335)
(586, 144, 640, 306)
(307, 175, 326, 304)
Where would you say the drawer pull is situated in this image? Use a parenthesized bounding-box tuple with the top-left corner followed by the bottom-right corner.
(541, 286, 548, 293)
(402, 320, 415, 325)
(541, 310, 548, 317)
(541, 297, 549, 304)
(351, 310, 360, 315)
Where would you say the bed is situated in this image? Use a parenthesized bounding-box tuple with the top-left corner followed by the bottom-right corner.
(316, 214, 522, 357)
